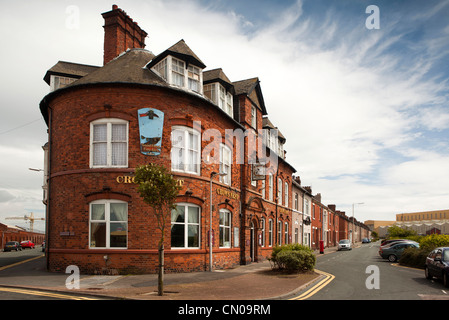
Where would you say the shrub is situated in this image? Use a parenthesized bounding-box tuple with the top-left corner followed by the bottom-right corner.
(399, 234, 449, 269)
(269, 244, 316, 272)
(399, 247, 429, 269)
(419, 234, 449, 251)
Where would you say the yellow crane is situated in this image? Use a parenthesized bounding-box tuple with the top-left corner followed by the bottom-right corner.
(5, 212, 45, 232)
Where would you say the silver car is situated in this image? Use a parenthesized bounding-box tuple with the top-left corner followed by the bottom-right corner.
(338, 239, 352, 251)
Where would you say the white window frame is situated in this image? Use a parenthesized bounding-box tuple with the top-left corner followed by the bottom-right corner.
(153, 56, 203, 95)
(251, 105, 257, 129)
(278, 178, 282, 205)
(171, 57, 185, 87)
(90, 118, 128, 168)
(284, 222, 289, 244)
(294, 193, 299, 211)
(277, 220, 282, 245)
(219, 144, 232, 185)
(261, 218, 266, 247)
(203, 82, 233, 117)
(284, 182, 289, 207)
(269, 174, 273, 201)
(188, 65, 201, 93)
(50, 75, 76, 92)
(89, 199, 128, 249)
(153, 58, 168, 81)
(171, 126, 201, 175)
(171, 203, 201, 249)
(268, 219, 273, 247)
(219, 209, 232, 248)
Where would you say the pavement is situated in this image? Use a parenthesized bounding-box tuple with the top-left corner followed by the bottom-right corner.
(0, 244, 351, 300)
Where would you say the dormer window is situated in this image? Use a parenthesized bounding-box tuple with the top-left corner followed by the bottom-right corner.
(171, 58, 185, 87)
(188, 65, 200, 92)
(50, 75, 76, 92)
(151, 56, 203, 94)
(203, 82, 233, 117)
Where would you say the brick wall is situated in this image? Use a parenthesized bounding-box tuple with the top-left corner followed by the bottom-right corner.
(46, 84, 247, 274)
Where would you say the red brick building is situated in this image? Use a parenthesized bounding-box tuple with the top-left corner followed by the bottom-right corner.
(39, 6, 297, 274)
(0, 223, 45, 249)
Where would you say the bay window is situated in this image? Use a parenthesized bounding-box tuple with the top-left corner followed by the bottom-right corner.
(152, 56, 203, 94)
(203, 82, 233, 117)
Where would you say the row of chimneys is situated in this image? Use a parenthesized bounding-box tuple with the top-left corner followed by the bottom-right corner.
(102, 5, 148, 65)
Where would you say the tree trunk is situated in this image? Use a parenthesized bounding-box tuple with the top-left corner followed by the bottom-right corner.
(158, 243, 164, 296)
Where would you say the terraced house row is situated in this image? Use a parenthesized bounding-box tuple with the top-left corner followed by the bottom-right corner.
(39, 5, 369, 274)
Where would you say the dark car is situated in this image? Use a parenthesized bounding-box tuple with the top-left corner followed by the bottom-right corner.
(4, 241, 22, 252)
(379, 242, 419, 262)
(380, 239, 409, 246)
(362, 238, 371, 243)
(425, 247, 449, 288)
(20, 240, 35, 249)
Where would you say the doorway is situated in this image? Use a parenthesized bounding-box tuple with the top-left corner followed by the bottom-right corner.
(250, 220, 257, 262)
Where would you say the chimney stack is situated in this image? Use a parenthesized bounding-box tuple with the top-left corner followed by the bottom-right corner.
(102, 5, 148, 65)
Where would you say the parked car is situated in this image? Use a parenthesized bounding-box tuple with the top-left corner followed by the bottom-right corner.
(425, 247, 449, 288)
(379, 242, 419, 262)
(4, 241, 22, 252)
(362, 238, 371, 243)
(337, 239, 352, 251)
(20, 240, 35, 249)
(380, 239, 409, 246)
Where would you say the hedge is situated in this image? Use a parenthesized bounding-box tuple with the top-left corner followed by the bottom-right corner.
(269, 244, 316, 272)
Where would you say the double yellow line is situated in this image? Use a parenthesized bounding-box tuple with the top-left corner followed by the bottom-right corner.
(290, 269, 335, 300)
(0, 287, 97, 300)
(0, 254, 97, 300)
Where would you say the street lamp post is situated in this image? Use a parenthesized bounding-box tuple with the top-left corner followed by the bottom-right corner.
(209, 171, 226, 272)
(352, 202, 364, 245)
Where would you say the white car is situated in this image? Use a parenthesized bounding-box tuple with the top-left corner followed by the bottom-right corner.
(338, 239, 352, 251)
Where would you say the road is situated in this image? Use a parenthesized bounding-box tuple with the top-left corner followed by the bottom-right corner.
(0, 248, 100, 300)
(295, 241, 449, 300)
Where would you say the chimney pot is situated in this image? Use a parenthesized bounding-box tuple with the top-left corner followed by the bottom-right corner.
(102, 5, 148, 65)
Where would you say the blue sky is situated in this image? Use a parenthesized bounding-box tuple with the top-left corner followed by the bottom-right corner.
(0, 0, 448, 230)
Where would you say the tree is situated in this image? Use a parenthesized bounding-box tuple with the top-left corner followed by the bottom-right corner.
(134, 163, 181, 296)
(387, 225, 417, 239)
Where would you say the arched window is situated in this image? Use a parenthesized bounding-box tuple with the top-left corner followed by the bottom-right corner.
(261, 218, 266, 247)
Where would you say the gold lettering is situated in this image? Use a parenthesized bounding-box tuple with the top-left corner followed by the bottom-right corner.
(116, 175, 182, 186)
(216, 188, 239, 200)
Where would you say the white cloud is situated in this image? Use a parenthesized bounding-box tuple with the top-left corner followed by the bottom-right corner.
(1, 0, 448, 225)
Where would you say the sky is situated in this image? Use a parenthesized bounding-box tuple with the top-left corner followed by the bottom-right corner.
(0, 0, 448, 231)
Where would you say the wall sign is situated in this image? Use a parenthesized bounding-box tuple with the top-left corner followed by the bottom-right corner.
(138, 108, 164, 155)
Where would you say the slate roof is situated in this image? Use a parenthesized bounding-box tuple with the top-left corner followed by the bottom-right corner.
(203, 68, 234, 93)
(43, 61, 99, 84)
(147, 39, 206, 69)
(69, 48, 166, 88)
(233, 77, 267, 115)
